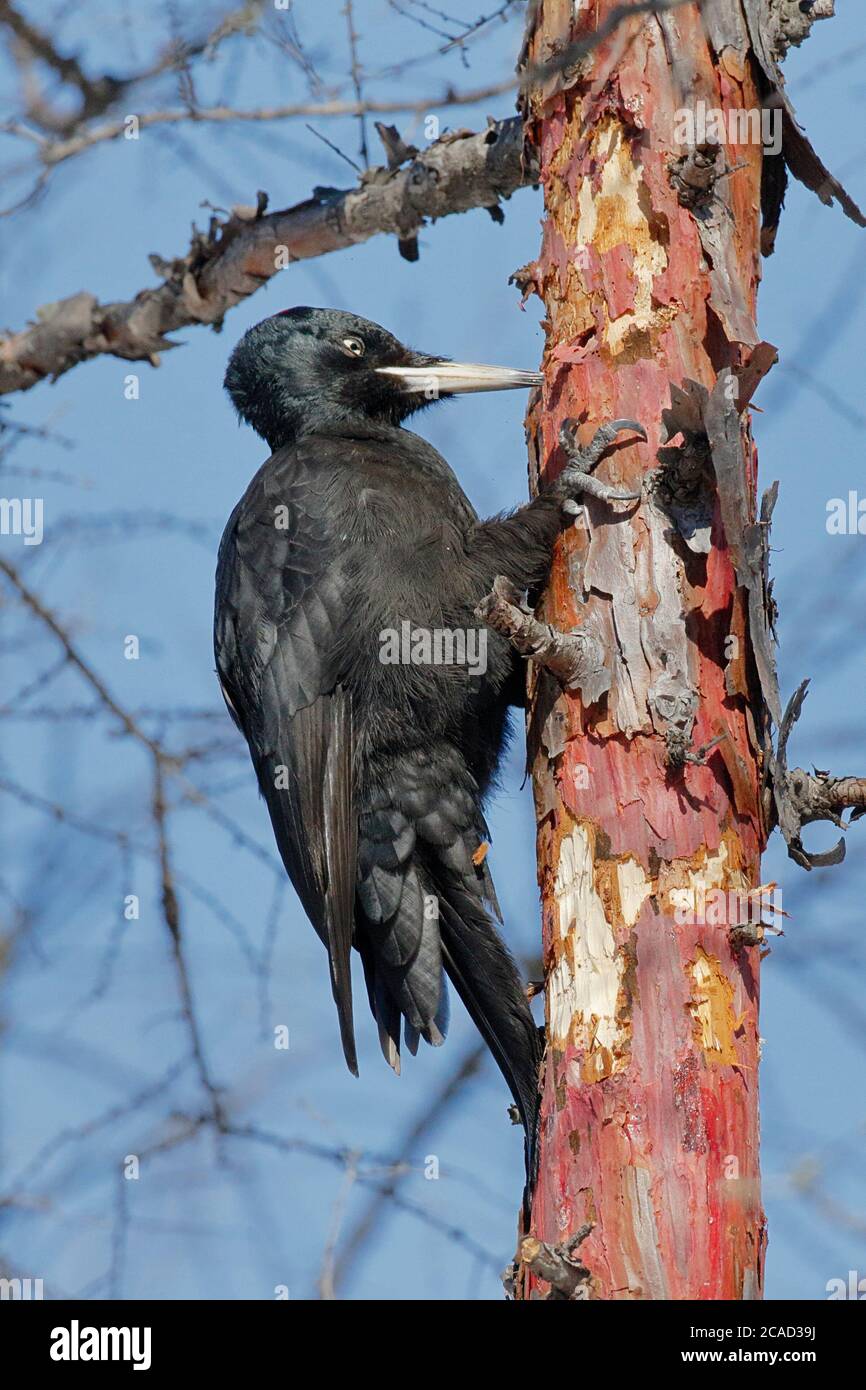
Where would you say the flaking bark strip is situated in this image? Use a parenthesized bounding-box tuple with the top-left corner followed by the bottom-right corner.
(702, 369, 783, 728)
(687, 947, 739, 1067)
(740, 0, 866, 233)
(669, 142, 761, 347)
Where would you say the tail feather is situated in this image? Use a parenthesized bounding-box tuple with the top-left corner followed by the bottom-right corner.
(360, 945, 402, 1074)
(355, 742, 542, 1194)
(434, 889, 542, 1185)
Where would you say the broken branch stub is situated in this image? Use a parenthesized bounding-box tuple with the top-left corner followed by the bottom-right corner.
(507, 1224, 593, 1301)
(767, 681, 866, 870)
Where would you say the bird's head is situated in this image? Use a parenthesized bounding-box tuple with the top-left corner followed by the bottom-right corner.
(224, 306, 542, 450)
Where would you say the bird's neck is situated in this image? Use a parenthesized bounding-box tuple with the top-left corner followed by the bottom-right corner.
(271, 409, 408, 451)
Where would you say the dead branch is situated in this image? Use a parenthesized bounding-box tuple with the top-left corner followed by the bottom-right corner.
(768, 680, 866, 870)
(0, 117, 531, 396)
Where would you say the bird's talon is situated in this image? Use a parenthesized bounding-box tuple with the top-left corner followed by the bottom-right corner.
(606, 418, 648, 443)
(559, 416, 648, 470)
(556, 416, 646, 507)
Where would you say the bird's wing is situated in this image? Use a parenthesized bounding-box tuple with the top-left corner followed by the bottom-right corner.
(214, 442, 359, 1072)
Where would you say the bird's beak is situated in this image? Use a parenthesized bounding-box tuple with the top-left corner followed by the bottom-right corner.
(375, 361, 543, 395)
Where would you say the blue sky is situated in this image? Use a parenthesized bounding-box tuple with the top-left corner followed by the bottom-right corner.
(1, 1, 865, 1300)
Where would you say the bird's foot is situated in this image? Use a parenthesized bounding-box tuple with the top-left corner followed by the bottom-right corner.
(556, 417, 646, 510)
(475, 577, 613, 702)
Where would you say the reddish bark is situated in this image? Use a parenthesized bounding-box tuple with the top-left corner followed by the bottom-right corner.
(518, 2, 773, 1299)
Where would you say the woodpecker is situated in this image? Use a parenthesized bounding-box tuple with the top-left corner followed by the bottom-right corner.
(215, 306, 643, 1181)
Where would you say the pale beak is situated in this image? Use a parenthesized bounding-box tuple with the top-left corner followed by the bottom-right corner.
(376, 361, 543, 395)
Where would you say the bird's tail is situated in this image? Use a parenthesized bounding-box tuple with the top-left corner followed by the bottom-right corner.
(356, 742, 543, 1198)
(433, 882, 542, 1195)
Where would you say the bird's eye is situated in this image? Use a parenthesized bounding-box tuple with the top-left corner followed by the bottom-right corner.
(341, 336, 365, 357)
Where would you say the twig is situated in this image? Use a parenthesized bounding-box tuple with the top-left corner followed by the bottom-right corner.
(332, 1040, 485, 1294)
(1, 3, 696, 187)
(317, 1154, 360, 1299)
(343, 0, 369, 167)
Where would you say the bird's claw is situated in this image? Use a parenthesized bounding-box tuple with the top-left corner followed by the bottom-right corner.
(556, 417, 646, 509)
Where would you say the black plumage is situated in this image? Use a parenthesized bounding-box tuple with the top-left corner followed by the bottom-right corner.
(215, 307, 573, 1180)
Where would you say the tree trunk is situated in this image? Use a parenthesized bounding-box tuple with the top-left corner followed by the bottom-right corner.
(518, 0, 775, 1300)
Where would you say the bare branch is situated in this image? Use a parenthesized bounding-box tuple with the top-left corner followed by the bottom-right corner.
(16, 90, 508, 170)
(332, 1040, 485, 1294)
(0, 557, 167, 755)
(2, 2, 685, 169)
(0, 557, 227, 1122)
(0, 117, 531, 396)
(153, 758, 225, 1125)
(343, 0, 370, 168)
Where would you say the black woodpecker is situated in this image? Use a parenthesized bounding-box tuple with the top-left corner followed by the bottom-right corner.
(215, 306, 642, 1180)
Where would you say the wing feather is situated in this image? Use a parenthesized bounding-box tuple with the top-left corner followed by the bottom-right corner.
(215, 442, 358, 1071)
